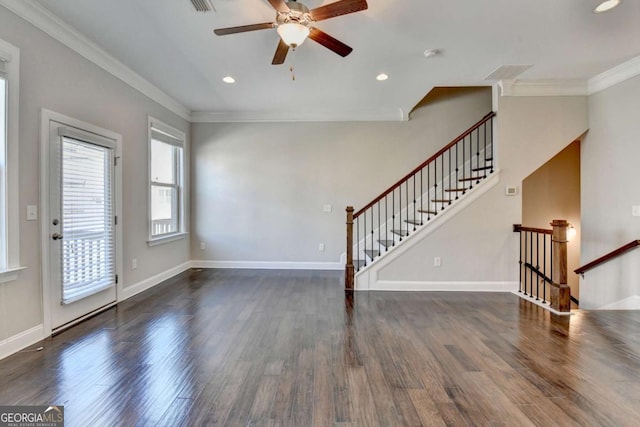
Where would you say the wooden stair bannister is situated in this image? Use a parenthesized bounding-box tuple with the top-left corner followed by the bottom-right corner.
(514, 220, 571, 312)
(575, 239, 640, 276)
(345, 111, 496, 289)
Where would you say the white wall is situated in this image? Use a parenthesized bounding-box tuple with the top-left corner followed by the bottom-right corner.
(375, 95, 588, 289)
(0, 8, 189, 348)
(580, 74, 640, 309)
(191, 88, 492, 266)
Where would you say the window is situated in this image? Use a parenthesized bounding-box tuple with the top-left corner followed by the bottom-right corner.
(148, 117, 186, 244)
(0, 38, 22, 282)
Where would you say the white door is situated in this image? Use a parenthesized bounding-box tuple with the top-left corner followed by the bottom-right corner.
(48, 121, 118, 330)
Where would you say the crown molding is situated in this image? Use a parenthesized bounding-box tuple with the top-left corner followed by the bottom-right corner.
(588, 55, 640, 95)
(191, 107, 407, 123)
(498, 79, 588, 97)
(0, 0, 191, 121)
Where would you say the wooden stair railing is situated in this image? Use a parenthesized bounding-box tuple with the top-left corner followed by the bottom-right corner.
(575, 239, 640, 276)
(513, 220, 572, 312)
(345, 111, 496, 290)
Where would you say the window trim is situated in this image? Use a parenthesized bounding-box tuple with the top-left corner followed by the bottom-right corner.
(147, 116, 187, 246)
(0, 38, 23, 283)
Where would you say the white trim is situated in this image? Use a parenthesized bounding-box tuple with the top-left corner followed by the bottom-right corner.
(0, 324, 45, 361)
(511, 291, 574, 316)
(190, 108, 407, 123)
(364, 280, 518, 292)
(0, 0, 190, 121)
(40, 109, 124, 336)
(0, 266, 26, 284)
(498, 79, 588, 97)
(147, 232, 188, 247)
(588, 55, 640, 94)
(598, 295, 640, 310)
(191, 260, 343, 271)
(0, 37, 21, 273)
(120, 261, 192, 300)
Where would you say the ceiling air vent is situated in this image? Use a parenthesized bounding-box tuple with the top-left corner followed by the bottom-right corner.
(484, 65, 532, 81)
(190, 0, 214, 12)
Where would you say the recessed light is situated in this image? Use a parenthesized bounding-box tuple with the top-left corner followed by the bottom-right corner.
(594, 0, 621, 13)
(376, 73, 389, 81)
(222, 76, 235, 83)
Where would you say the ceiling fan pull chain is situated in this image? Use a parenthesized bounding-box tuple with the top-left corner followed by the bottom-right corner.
(290, 65, 296, 81)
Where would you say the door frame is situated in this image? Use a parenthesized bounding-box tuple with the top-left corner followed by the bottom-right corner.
(40, 109, 123, 336)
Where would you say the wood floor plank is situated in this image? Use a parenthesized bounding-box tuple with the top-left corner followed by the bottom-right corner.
(1, 269, 639, 426)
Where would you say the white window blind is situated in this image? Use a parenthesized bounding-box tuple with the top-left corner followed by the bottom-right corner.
(60, 136, 115, 304)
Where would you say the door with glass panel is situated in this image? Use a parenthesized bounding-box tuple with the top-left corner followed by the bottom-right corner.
(49, 122, 117, 330)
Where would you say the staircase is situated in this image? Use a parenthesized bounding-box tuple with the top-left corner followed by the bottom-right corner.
(345, 112, 496, 289)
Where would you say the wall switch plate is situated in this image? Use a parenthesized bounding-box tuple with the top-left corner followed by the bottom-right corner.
(633, 206, 640, 217)
(434, 257, 442, 267)
(200, 241, 206, 250)
(26, 205, 38, 221)
(323, 204, 332, 213)
(505, 187, 518, 196)
(318, 243, 325, 252)
(132, 258, 138, 270)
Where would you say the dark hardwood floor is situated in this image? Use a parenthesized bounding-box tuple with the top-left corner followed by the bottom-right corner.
(1, 269, 640, 426)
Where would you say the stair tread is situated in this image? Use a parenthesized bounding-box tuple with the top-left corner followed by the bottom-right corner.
(417, 209, 437, 214)
(364, 249, 379, 260)
(432, 199, 452, 203)
(458, 176, 483, 182)
(378, 240, 394, 248)
(391, 229, 408, 236)
(445, 188, 468, 192)
(471, 165, 492, 171)
(404, 219, 422, 225)
(354, 259, 365, 269)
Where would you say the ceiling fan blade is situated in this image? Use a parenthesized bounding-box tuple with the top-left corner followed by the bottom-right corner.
(267, 0, 290, 13)
(214, 22, 276, 36)
(309, 0, 368, 22)
(308, 27, 353, 57)
(272, 39, 290, 65)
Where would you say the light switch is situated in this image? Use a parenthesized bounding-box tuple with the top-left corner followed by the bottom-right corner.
(26, 205, 38, 221)
(323, 204, 332, 213)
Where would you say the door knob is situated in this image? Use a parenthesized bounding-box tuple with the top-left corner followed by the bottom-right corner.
(52, 233, 63, 240)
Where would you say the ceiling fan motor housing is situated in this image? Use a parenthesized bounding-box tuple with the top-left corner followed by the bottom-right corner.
(277, 1, 313, 27)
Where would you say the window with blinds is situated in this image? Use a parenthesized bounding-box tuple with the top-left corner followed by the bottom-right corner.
(149, 120, 184, 240)
(60, 137, 115, 304)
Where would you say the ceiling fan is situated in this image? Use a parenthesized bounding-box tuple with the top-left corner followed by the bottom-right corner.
(213, 0, 368, 65)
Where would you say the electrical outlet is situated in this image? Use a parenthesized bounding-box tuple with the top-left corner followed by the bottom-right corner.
(132, 258, 138, 270)
(318, 243, 325, 252)
(632, 206, 640, 217)
(200, 241, 206, 250)
(323, 204, 332, 213)
(434, 257, 442, 267)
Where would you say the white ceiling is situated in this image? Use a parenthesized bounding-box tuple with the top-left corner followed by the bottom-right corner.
(25, 0, 640, 121)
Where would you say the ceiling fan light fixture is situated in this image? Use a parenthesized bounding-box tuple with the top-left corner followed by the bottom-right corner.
(376, 73, 389, 81)
(277, 23, 310, 48)
(594, 0, 621, 13)
(222, 76, 235, 84)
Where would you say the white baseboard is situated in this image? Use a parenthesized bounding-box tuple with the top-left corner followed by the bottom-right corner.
(120, 261, 192, 300)
(363, 280, 518, 292)
(511, 291, 574, 316)
(598, 295, 640, 310)
(191, 260, 343, 271)
(0, 324, 45, 361)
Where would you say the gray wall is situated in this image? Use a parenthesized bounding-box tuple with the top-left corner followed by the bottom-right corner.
(580, 74, 640, 309)
(0, 8, 190, 342)
(190, 88, 492, 265)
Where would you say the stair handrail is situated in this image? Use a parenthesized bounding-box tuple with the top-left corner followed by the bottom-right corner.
(354, 111, 496, 218)
(575, 239, 640, 276)
(345, 111, 496, 290)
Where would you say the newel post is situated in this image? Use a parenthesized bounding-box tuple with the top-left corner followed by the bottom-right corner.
(345, 206, 354, 291)
(550, 219, 571, 312)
